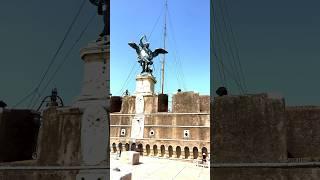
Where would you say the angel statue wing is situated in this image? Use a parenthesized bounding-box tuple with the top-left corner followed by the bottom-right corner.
(152, 48, 168, 58)
(128, 42, 141, 55)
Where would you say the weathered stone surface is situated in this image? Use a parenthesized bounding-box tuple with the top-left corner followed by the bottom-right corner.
(212, 168, 320, 180)
(287, 168, 320, 180)
(172, 92, 200, 113)
(120, 96, 136, 114)
(37, 107, 82, 166)
(200, 95, 210, 113)
(76, 169, 109, 180)
(120, 151, 140, 165)
(212, 94, 287, 163)
(110, 112, 210, 159)
(212, 168, 285, 180)
(286, 106, 320, 160)
(111, 90, 210, 161)
(135, 74, 156, 96)
(111, 170, 132, 180)
(0, 109, 40, 163)
(0, 170, 78, 180)
(143, 95, 158, 113)
(110, 115, 133, 126)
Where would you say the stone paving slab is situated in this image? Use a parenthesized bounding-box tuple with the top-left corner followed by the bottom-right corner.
(111, 154, 210, 180)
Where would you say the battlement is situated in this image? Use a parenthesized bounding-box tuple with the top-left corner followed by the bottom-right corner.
(111, 91, 210, 114)
(212, 94, 320, 179)
(110, 91, 210, 161)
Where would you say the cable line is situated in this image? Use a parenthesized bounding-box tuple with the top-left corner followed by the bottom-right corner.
(12, 89, 37, 108)
(218, 1, 243, 88)
(212, 9, 226, 87)
(216, 4, 243, 93)
(212, 0, 244, 94)
(213, 50, 243, 93)
(118, 62, 138, 95)
(222, 0, 247, 92)
(148, 6, 165, 41)
(34, 13, 97, 109)
(29, 0, 87, 109)
(167, 10, 187, 90)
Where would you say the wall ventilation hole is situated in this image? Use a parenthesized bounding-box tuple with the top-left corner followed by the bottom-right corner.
(150, 130, 155, 136)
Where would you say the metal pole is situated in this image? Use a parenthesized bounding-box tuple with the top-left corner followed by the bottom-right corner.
(161, 0, 168, 94)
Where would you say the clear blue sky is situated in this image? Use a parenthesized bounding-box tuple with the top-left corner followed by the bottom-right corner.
(111, 0, 210, 96)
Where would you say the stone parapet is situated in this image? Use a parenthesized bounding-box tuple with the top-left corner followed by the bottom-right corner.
(212, 94, 287, 163)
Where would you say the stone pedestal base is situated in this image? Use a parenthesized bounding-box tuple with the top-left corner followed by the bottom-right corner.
(73, 35, 110, 109)
(135, 73, 156, 96)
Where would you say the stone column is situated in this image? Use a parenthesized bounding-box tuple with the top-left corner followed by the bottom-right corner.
(72, 36, 110, 180)
(130, 74, 157, 141)
(74, 36, 110, 165)
(73, 36, 110, 108)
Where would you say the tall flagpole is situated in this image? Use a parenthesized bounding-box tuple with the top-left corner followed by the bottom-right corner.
(161, 0, 168, 94)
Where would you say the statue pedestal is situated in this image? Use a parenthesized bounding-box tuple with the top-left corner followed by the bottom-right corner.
(135, 73, 156, 96)
(130, 74, 156, 140)
(70, 36, 110, 169)
(73, 36, 110, 109)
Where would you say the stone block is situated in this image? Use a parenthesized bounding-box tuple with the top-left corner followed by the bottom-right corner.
(120, 96, 136, 114)
(111, 168, 132, 180)
(212, 94, 287, 163)
(286, 106, 320, 159)
(37, 108, 82, 166)
(200, 95, 210, 113)
(172, 92, 200, 113)
(135, 74, 156, 96)
(120, 151, 140, 165)
(143, 95, 158, 113)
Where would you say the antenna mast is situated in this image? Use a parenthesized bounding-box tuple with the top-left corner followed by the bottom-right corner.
(161, 0, 168, 94)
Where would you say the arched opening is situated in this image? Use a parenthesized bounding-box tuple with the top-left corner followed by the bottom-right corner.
(146, 144, 151, 156)
(160, 145, 165, 157)
(125, 143, 129, 151)
(184, 147, 190, 159)
(168, 146, 173, 158)
(202, 147, 208, 156)
(131, 143, 136, 151)
(153, 145, 158, 156)
(112, 143, 117, 153)
(193, 147, 199, 159)
(176, 146, 181, 158)
(138, 144, 143, 155)
(118, 143, 123, 151)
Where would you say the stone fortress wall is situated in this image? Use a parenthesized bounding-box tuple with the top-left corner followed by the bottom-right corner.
(212, 93, 320, 180)
(110, 91, 210, 161)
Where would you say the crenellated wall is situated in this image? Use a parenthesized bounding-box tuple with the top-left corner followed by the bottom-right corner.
(212, 94, 287, 163)
(212, 94, 320, 180)
(286, 106, 320, 160)
(37, 107, 82, 166)
(110, 91, 210, 160)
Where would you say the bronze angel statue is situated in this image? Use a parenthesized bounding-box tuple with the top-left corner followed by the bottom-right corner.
(89, 0, 109, 37)
(129, 35, 168, 74)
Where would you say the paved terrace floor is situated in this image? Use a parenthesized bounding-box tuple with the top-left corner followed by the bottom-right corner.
(110, 154, 210, 180)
